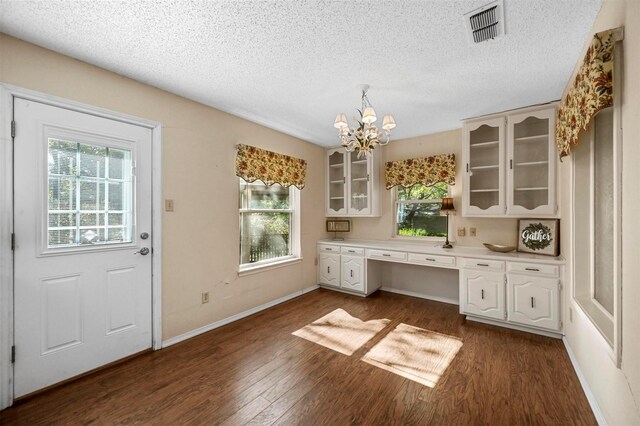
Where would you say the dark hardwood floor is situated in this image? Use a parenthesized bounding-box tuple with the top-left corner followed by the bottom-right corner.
(1, 289, 595, 425)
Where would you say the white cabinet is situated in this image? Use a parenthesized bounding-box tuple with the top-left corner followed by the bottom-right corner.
(460, 257, 562, 333)
(325, 148, 380, 217)
(462, 104, 558, 217)
(318, 252, 340, 287)
(341, 256, 364, 292)
(507, 272, 560, 331)
(460, 269, 505, 320)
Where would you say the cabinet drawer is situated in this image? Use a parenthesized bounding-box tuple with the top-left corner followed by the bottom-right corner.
(318, 244, 341, 253)
(507, 262, 559, 277)
(460, 257, 504, 272)
(341, 246, 364, 256)
(407, 253, 456, 268)
(366, 249, 407, 262)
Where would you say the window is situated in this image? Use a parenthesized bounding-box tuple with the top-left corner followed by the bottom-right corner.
(47, 138, 133, 247)
(394, 183, 449, 238)
(239, 179, 299, 269)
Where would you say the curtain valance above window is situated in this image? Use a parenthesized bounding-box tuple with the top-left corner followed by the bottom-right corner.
(235, 144, 307, 189)
(556, 28, 623, 160)
(384, 154, 456, 190)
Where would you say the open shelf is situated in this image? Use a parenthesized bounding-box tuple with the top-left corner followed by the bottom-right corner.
(514, 187, 548, 191)
(470, 140, 499, 148)
(351, 159, 368, 165)
(470, 189, 499, 193)
(330, 179, 344, 184)
(351, 177, 368, 182)
(330, 196, 345, 200)
(329, 163, 344, 168)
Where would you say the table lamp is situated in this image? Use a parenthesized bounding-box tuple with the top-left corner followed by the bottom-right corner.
(440, 197, 455, 249)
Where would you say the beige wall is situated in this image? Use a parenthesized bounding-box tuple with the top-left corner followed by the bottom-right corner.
(347, 129, 519, 247)
(0, 34, 327, 340)
(560, 0, 640, 424)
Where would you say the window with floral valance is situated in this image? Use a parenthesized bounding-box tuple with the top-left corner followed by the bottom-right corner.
(556, 28, 623, 160)
(384, 154, 456, 190)
(235, 144, 307, 189)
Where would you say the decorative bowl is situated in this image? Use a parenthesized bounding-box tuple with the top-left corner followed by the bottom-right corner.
(483, 243, 516, 253)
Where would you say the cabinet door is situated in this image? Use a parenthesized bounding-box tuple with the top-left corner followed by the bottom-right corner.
(341, 255, 364, 292)
(347, 151, 372, 215)
(319, 253, 340, 287)
(463, 118, 505, 216)
(460, 269, 505, 320)
(507, 108, 557, 216)
(508, 274, 560, 330)
(326, 149, 347, 216)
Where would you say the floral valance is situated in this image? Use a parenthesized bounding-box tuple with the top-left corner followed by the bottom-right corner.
(235, 144, 307, 189)
(556, 28, 622, 160)
(385, 154, 456, 190)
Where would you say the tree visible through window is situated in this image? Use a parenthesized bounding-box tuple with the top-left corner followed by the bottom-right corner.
(239, 179, 297, 266)
(395, 183, 449, 237)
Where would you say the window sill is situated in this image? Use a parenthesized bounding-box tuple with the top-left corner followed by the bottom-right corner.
(238, 256, 303, 277)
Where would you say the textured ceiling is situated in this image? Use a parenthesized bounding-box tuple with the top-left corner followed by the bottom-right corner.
(0, 0, 603, 146)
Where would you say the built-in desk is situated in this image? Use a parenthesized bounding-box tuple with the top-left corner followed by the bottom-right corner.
(317, 239, 565, 337)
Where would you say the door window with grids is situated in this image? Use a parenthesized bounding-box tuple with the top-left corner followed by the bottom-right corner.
(47, 139, 133, 247)
(395, 183, 449, 238)
(239, 179, 298, 267)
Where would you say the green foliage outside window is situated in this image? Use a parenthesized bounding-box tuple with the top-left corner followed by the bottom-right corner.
(396, 183, 448, 238)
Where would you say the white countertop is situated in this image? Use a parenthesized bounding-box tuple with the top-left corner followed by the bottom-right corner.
(318, 238, 565, 265)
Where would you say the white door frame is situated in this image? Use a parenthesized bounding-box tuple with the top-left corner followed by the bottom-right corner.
(0, 83, 163, 410)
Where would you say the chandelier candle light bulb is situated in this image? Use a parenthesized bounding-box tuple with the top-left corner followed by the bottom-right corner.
(334, 85, 396, 158)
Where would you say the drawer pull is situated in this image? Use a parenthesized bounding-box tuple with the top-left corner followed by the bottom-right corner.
(326, 248, 333, 251)
(350, 270, 353, 278)
(531, 297, 535, 308)
(481, 289, 485, 299)
(425, 258, 436, 262)
(327, 266, 330, 274)
(525, 267, 540, 272)
(382, 254, 391, 257)
(477, 263, 489, 267)
(348, 250, 356, 253)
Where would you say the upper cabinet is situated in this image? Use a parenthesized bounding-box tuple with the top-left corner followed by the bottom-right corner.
(325, 148, 380, 217)
(462, 104, 558, 217)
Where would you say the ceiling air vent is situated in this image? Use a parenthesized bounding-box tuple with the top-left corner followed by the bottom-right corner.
(464, 0, 505, 43)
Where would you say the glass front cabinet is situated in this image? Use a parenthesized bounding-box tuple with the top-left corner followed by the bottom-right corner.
(325, 148, 380, 217)
(462, 104, 558, 217)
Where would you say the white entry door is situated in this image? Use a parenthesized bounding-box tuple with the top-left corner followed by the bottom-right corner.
(13, 98, 153, 398)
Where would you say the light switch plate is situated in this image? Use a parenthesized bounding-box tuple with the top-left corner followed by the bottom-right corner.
(470, 227, 477, 237)
(165, 199, 174, 212)
(457, 227, 466, 237)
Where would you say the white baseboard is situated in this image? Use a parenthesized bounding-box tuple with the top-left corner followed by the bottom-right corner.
(465, 315, 562, 339)
(162, 284, 319, 348)
(562, 336, 606, 426)
(380, 287, 458, 305)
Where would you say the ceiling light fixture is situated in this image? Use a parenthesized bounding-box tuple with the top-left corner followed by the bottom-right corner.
(333, 84, 396, 158)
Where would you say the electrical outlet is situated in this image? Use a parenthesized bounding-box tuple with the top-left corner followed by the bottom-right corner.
(470, 227, 477, 237)
(457, 227, 466, 237)
(165, 199, 174, 212)
(201, 292, 210, 304)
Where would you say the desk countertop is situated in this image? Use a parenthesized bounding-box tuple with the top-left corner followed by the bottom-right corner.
(318, 238, 565, 265)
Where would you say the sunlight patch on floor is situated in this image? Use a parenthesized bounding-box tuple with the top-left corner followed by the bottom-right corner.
(292, 308, 390, 356)
(361, 323, 463, 388)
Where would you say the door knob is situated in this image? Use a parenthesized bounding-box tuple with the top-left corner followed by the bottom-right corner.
(135, 247, 150, 255)
(140, 232, 149, 240)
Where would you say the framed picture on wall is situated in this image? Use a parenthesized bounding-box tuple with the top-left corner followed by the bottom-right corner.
(517, 219, 560, 256)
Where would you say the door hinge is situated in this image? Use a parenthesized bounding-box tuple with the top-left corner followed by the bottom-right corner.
(11, 233, 15, 251)
(11, 120, 16, 139)
(11, 345, 15, 364)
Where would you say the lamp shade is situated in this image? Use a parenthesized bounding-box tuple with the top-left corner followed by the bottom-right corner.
(334, 113, 348, 129)
(382, 114, 396, 130)
(362, 107, 377, 124)
(440, 197, 455, 212)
